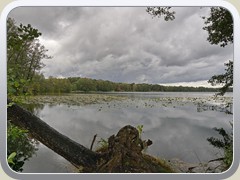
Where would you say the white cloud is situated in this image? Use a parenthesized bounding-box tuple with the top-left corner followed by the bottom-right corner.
(161, 80, 222, 88)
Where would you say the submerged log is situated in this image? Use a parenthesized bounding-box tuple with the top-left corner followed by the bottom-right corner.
(7, 99, 174, 173)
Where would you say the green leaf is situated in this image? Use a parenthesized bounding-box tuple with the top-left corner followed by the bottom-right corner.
(20, 79, 26, 83)
(14, 81, 19, 88)
(7, 102, 14, 108)
(7, 152, 17, 164)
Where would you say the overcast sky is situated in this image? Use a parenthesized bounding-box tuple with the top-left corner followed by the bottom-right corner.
(8, 7, 233, 87)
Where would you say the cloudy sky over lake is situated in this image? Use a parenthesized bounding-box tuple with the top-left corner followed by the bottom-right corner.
(8, 7, 233, 87)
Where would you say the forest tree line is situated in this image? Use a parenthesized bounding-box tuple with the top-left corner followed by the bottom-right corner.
(26, 75, 232, 95)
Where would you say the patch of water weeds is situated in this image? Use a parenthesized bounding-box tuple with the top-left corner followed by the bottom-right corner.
(23, 94, 232, 114)
(150, 96, 232, 105)
(24, 94, 128, 106)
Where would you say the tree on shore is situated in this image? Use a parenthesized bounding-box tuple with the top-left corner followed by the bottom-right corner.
(208, 60, 233, 96)
(7, 18, 51, 97)
(202, 7, 233, 95)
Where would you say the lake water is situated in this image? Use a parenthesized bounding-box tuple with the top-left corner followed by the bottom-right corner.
(21, 92, 233, 173)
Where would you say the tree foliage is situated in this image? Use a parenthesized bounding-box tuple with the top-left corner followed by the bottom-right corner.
(207, 123, 233, 169)
(7, 18, 52, 96)
(146, 7, 175, 21)
(25, 76, 228, 94)
(202, 8, 233, 95)
(202, 7, 233, 47)
(7, 122, 38, 172)
(208, 60, 233, 96)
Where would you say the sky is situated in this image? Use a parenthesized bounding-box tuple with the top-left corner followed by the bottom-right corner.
(8, 7, 233, 87)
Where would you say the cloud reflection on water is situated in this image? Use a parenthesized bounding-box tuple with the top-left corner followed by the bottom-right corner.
(22, 93, 232, 172)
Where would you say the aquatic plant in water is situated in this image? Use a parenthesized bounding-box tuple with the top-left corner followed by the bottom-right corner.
(207, 122, 233, 170)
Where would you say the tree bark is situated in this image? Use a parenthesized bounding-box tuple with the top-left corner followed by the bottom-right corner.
(7, 99, 99, 171)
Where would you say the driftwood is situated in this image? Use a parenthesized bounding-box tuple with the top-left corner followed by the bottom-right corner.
(7, 99, 173, 173)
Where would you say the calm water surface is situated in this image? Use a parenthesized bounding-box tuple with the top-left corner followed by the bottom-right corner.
(22, 92, 233, 173)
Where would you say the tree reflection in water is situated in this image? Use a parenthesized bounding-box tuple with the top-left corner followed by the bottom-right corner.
(196, 102, 232, 114)
(22, 103, 44, 116)
(7, 103, 43, 172)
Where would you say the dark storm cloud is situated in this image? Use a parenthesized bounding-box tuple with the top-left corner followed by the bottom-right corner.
(9, 7, 84, 38)
(8, 7, 233, 85)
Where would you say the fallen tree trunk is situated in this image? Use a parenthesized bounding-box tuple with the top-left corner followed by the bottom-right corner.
(7, 99, 99, 171)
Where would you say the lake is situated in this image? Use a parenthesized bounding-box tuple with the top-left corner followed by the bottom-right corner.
(21, 92, 233, 173)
